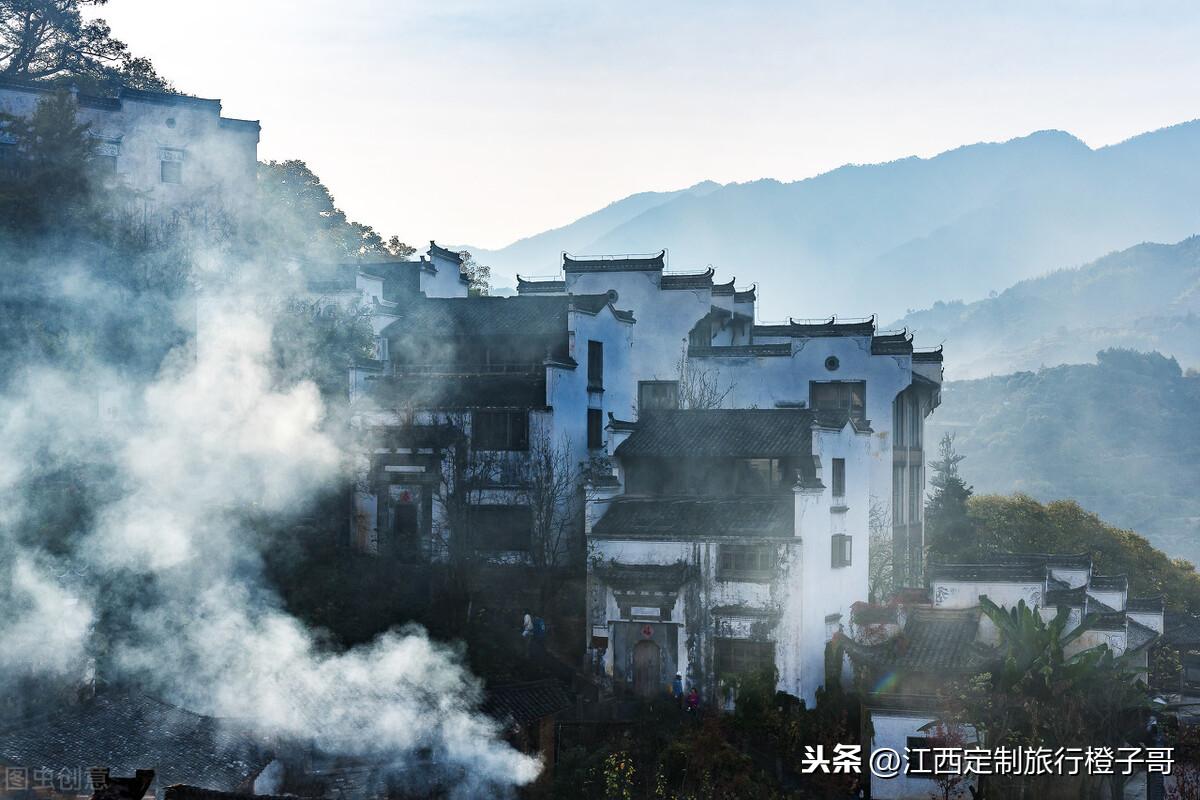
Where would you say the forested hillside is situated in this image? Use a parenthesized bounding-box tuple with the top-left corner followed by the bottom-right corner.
(895, 236, 1200, 379)
(931, 349, 1200, 563)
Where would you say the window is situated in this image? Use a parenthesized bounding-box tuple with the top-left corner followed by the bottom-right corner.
(717, 544, 776, 581)
(160, 148, 184, 184)
(472, 410, 529, 451)
(810, 380, 866, 421)
(639, 380, 679, 412)
(714, 638, 775, 679)
(831, 534, 852, 568)
(161, 159, 182, 183)
(587, 408, 603, 450)
(907, 464, 923, 523)
(688, 319, 711, 348)
(892, 464, 906, 525)
(737, 458, 785, 492)
(587, 340, 603, 389)
(831, 458, 846, 499)
(469, 505, 531, 551)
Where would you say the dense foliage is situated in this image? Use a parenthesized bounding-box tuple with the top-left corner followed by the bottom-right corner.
(925, 434, 1200, 612)
(0, 0, 170, 93)
(931, 349, 1200, 564)
(944, 598, 1149, 798)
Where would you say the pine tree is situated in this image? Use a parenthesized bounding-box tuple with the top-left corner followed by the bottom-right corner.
(925, 432, 975, 562)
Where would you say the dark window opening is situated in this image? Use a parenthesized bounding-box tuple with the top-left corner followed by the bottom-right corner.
(717, 544, 777, 581)
(908, 464, 923, 522)
(832, 534, 852, 568)
(160, 159, 182, 184)
(831, 458, 846, 499)
(714, 638, 775, 679)
(472, 410, 529, 451)
(735, 458, 787, 492)
(688, 320, 711, 348)
(810, 380, 866, 421)
(587, 340, 603, 389)
(639, 381, 679, 412)
(381, 502, 419, 561)
(469, 504, 531, 551)
(587, 408, 603, 450)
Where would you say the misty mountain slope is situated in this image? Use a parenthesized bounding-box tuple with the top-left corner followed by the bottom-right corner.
(465, 180, 722, 280)
(893, 236, 1200, 378)
(930, 350, 1200, 565)
(472, 122, 1200, 320)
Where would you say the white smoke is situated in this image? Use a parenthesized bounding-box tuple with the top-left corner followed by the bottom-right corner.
(0, 296, 540, 797)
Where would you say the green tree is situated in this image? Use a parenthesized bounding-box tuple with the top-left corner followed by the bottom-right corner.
(254, 159, 415, 263)
(0, 0, 170, 93)
(458, 249, 490, 296)
(0, 87, 95, 228)
(925, 432, 975, 562)
(949, 597, 1149, 798)
(968, 494, 1200, 612)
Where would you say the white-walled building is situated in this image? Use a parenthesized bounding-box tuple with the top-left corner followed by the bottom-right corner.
(336, 247, 942, 708)
(0, 78, 260, 215)
(845, 554, 1163, 800)
(585, 408, 872, 704)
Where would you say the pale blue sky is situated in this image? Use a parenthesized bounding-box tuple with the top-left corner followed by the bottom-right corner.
(99, 1, 1200, 249)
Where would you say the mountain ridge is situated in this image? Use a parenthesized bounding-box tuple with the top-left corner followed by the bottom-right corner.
(467, 120, 1200, 318)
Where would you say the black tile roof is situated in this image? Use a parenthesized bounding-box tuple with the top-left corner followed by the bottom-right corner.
(0, 692, 270, 792)
(1089, 575, 1129, 591)
(1045, 585, 1087, 606)
(711, 278, 737, 296)
(427, 241, 465, 263)
(370, 372, 547, 409)
(1087, 595, 1119, 615)
(616, 409, 815, 459)
(660, 268, 714, 289)
(1085, 611, 1128, 632)
(382, 293, 629, 340)
(913, 346, 944, 364)
(870, 332, 914, 355)
(515, 276, 565, 293)
(752, 317, 877, 339)
(383, 295, 568, 338)
(483, 680, 573, 727)
(928, 563, 1049, 583)
(844, 607, 988, 672)
(563, 251, 666, 272)
(593, 562, 692, 590)
(688, 344, 792, 358)
(989, 552, 1093, 570)
(1163, 612, 1200, 646)
(592, 496, 794, 539)
(1127, 618, 1159, 651)
(1127, 596, 1165, 613)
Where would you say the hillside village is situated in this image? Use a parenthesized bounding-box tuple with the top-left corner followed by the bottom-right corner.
(3, 40, 1200, 800)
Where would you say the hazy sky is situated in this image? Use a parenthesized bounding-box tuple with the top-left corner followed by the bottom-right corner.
(98, 1, 1200, 250)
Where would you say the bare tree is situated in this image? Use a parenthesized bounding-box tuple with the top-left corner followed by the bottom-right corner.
(426, 412, 502, 631)
(676, 345, 735, 409)
(867, 497, 894, 604)
(520, 429, 581, 608)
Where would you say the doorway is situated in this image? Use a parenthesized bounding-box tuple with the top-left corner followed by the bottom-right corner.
(632, 639, 661, 698)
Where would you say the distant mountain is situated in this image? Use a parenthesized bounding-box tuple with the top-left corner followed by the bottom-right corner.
(892, 236, 1200, 379)
(469, 122, 1200, 320)
(460, 181, 722, 289)
(930, 350, 1200, 565)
